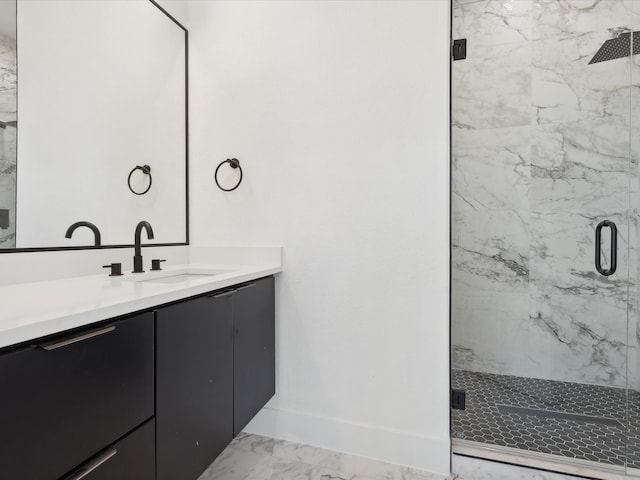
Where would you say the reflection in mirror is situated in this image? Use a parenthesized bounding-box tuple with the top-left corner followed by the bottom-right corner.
(0, 0, 16, 248)
(9, 0, 187, 250)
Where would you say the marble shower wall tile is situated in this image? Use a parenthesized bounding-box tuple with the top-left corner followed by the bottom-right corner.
(0, 35, 16, 90)
(626, 207, 639, 352)
(630, 53, 640, 376)
(452, 0, 640, 389)
(0, 33, 15, 249)
(451, 292, 531, 375)
(529, 210, 631, 296)
(528, 207, 633, 388)
(532, 0, 636, 41)
(0, 33, 16, 122)
(528, 288, 629, 387)
(453, 209, 529, 294)
(452, 41, 531, 130)
(629, 207, 640, 389)
(0, 172, 16, 248)
(0, 88, 15, 123)
(452, 287, 630, 387)
(452, 0, 532, 48)
(532, 33, 631, 126)
(0, 124, 16, 175)
(530, 120, 632, 212)
(626, 345, 640, 390)
(453, 126, 530, 212)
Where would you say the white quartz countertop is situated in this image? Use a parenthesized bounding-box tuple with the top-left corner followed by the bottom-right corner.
(0, 246, 282, 349)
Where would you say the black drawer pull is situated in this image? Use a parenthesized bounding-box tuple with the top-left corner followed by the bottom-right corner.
(37, 325, 116, 351)
(64, 447, 117, 480)
(236, 283, 256, 291)
(212, 289, 236, 299)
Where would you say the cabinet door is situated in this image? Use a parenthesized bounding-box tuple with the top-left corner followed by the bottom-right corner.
(156, 294, 234, 480)
(61, 419, 155, 480)
(0, 312, 154, 480)
(233, 276, 276, 436)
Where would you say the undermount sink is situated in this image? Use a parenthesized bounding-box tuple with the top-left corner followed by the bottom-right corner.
(123, 267, 232, 283)
(141, 273, 220, 284)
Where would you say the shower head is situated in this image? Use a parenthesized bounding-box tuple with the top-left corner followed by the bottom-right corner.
(589, 31, 640, 64)
(0, 121, 16, 129)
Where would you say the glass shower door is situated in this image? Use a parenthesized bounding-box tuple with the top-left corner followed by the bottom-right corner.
(626, 3, 640, 475)
(450, 0, 636, 476)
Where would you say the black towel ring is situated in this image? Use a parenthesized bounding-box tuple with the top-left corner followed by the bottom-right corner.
(128, 165, 152, 195)
(215, 158, 243, 192)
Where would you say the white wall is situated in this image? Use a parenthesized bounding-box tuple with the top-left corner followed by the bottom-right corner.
(0, 245, 189, 286)
(187, 1, 451, 474)
(156, 0, 188, 27)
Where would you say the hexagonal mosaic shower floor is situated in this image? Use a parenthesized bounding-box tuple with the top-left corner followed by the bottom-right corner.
(451, 369, 640, 468)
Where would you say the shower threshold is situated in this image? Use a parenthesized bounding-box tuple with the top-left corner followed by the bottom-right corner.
(451, 369, 640, 479)
(452, 439, 633, 480)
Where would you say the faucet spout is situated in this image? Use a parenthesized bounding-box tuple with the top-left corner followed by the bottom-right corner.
(65, 221, 101, 246)
(133, 221, 154, 273)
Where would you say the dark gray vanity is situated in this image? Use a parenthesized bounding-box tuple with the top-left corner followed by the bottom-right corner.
(0, 275, 275, 480)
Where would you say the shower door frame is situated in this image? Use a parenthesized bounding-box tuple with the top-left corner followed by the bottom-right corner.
(448, 1, 637, 478)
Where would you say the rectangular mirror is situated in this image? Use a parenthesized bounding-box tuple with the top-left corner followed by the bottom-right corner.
(0, 0, 187, 251)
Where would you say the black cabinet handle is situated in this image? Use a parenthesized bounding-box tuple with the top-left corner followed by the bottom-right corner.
(236, 283, 256, 291)
(595, 220, 617, 276)
(37, 325, 116, 351)
(211, 290, 236, 299)
(64, 447, 117, 480)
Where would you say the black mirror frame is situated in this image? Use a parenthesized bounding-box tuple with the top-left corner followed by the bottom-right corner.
(0, 0, 189, 254)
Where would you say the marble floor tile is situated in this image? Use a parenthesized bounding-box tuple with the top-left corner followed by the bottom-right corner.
(199, 433, 451, 480)
(198, 447, 266, 480)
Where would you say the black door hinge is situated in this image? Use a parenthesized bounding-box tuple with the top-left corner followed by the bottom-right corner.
(452, 39, 467, 61)
(451, 388, 466, 410)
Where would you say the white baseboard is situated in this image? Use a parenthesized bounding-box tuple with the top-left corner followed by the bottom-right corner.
(243, 406, 451, 476)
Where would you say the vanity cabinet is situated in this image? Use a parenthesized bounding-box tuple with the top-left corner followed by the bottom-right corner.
(233, 277, 276, 436)
(0, 275, 275, 480)
(0, 312, 154, 480)
(62, 419, 156, 480)
(155, 275, 275, 480)
(155, 294, 234, 480)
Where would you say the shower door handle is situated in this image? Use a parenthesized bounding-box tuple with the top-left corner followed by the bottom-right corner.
(595, 220, 617, 276)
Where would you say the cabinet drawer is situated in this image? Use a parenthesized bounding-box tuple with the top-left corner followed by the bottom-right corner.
(61, 418, 155, 480)
(233, 276, 275, 436)
(0, 312, 154, 480)
(156, 295, 233, 480)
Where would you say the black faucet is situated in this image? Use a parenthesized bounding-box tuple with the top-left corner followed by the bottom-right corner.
(65, 221, 101, 246)
(133, 221, 154, 273)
